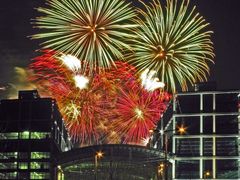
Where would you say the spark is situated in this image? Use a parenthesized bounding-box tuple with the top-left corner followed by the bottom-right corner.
(74, 75, 89, 89)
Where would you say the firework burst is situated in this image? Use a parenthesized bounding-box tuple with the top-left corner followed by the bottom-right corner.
(108, 86, 170, 144)
(30, 51, 171, 145)
(30, 50, 113, 145)
(31, 0, 136, 73)
(128, 0, 215, 92)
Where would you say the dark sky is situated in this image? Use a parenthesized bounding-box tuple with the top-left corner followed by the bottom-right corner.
(0, 0, 239, 96)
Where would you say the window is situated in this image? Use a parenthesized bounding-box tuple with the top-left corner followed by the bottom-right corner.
(203, 160, 213, 179)
(216, 94, 238, 113)
(31, 132, 50, 139)
(0, 162, 17, 169)
(203, 94, 213, 112)
(19, 131, 30, 139)
(19, 152, 29, 159)
(176, 116, 200, 135)
(216, 137, 238, 156)
(18, 162, 28, 169)
(176, 160, 199, 179)
(1, 172, 17, 179)
(203, 138, 213, 156)
(30, 162, 49, 169)
(0, 152, 18, 160)
(0, 132, 18, 139)
(203, 116, 213, 134)
(31, 152, 50, 159)
(216, 159, 239, 179)
(216, 115, 238, 134)
(30, 172, 50, 179)
(176, 138, 200, 156)
(177, 95, 200, 113)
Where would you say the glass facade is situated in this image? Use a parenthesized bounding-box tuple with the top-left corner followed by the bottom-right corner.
(30, 172, 50, 179)
(169, 91, 240, 179)
(0, 132, 50, 140)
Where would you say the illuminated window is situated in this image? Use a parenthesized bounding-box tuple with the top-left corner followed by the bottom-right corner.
(30, 172, 50, 179)
(31, 132, 50, 139)
(19, 131, 30, 139)
(2, 172, 17, 179)
(31, 162, 49, 169)
(19, 162, 28, 169)
(31, 152, 50, 159)
(0, 162, 17, 169)
(0, 132, 18, 139)
(0, 152, 18, 160)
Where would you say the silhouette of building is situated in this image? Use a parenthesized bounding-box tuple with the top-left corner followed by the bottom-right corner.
(0, 90, 72, 179)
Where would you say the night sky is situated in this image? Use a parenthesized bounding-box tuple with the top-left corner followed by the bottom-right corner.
(0, 0, 239, 98)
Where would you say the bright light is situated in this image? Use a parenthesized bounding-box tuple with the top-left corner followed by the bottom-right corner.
(74, 75, 89, 89)
(134, 107, 143, 119)
(140, 69, 165, 91)
(96, 151, 103, 158)
(205, 171, 210, 177)
(60, 54, 81, 72)
(141, 137, 150, 146)
(177, 124, 187, 134)
(149, 129, 154, 133)
(23, 131, 29, 136)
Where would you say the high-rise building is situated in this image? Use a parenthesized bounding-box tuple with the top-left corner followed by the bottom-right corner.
(0, 90, 72, 180)
(158, 89, 240, 179)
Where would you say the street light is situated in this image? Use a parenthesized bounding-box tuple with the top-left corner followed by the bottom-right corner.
(151, 125, 187, 180)
(157, 163, 164, 178)
(164, 125, 186, 180)
(95, 151, 103, 180)
(177, 124, 187, 135)
(204, 170, 211, 179)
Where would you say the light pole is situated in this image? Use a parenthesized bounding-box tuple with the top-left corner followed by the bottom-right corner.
(94, 151, 103, 180)
(153, 124, 187, 180)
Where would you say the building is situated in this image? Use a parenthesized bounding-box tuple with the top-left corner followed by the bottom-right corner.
(0, 90, 72, 179)
(56, 144, 166, 180)
(1, 88, 239, 179)
(157, 89, 240, 179)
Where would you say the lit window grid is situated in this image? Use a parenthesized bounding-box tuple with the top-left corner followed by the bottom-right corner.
(170, 91, 240, 179)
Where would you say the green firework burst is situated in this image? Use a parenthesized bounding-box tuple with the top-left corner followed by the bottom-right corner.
(129, 0, 215, 92)
(32, 0, 136, 72)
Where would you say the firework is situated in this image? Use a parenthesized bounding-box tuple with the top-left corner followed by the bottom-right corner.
(30, 50, 170, 145)
(108, 85, 170, 144)
(30, 51, 110, 145)
(31, 0, 136, 73)
(140, 69, 165, 91)
(129, 0, 215, 92)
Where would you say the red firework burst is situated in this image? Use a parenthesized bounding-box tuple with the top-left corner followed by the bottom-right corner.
(30, 51, 171, 145)
(30, 50, 113, 145)
(109, 86, 170, 144)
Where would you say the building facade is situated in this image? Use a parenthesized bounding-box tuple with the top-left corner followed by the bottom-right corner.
(0, 90, 72, 180)
(159, 90, 240, 179)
